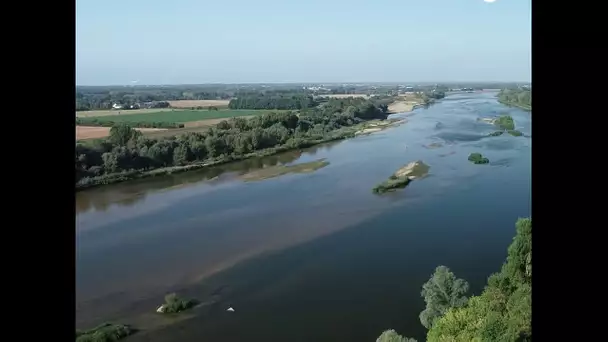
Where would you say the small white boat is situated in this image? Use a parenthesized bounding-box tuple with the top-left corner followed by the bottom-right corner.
(227, 307, 235, 312)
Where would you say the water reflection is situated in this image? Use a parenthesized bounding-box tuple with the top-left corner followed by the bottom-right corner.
(76, 141, 342, 214)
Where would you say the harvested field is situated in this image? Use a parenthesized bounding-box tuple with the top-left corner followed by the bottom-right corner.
(76, 126, 167, 140)
(168, 100, 230, 108)
(76, 108, 174, 118)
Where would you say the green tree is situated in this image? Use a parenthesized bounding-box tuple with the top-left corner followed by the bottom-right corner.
(427, 218, 532, 342)
(376, 330, 417, 342)
(419, 266, 470, 329)
(108, 124, 141, 146)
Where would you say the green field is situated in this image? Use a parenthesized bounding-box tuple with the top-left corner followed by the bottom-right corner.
(81, 109, 281, 123)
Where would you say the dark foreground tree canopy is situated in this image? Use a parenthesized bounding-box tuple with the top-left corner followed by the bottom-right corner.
(379, 218, 531, 342)
(75, 97, 389, 189)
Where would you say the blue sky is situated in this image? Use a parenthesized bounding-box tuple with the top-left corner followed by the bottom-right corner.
(76, 0, 531, 85)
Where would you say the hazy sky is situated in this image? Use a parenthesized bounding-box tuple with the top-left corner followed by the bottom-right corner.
(76, 0, 531, 85)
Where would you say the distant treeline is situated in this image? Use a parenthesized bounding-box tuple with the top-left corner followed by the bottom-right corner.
(75, 97, 389, 189)
(228, 94, 317, 110)
(497, 88, 531, 110)
(76, 118, 184, 129)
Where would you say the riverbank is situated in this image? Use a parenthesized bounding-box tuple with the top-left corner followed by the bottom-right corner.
(497, 99, 531, 111)
(75, 119, 404, 192)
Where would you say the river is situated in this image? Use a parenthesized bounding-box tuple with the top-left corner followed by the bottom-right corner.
(76, 91, 531, 341)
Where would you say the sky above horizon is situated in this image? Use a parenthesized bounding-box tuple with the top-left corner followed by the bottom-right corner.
(76, 0, 531, 85)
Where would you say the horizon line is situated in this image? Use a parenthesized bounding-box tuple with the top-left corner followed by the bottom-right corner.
(76, 81, 531, 87)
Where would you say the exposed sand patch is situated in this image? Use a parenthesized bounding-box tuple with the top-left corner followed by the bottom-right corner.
(241, 159, 329, 182)
(76, 126, 167, 140)
(355, 128, 383, 135)
(354, 118, 406, 135)
(168, 100, 230, 108)
(388, 94, 424, 114)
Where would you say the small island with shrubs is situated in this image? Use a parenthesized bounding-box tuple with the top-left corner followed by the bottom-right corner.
(493, 115, 523, 137)
(482, 115, 524, 137)
(76, 323, 134, 342)
(373, 161, 430, 194)
(156, 293, 197, 314)
(468, 153, 489, 164)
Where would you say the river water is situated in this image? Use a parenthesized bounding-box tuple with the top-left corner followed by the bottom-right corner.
(76, 91, 531, 341)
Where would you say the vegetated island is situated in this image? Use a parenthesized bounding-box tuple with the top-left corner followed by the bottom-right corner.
(372, 161, 430, 194)
(241, 159, 329, 182)
(156, 293, 197, 314)
(76, 323, 134, 342)
(76, 97, 397, 191)
(497, 88, 531, 111)
(479, 115, 524, 137)
(376, 217, 531, 342)
(468, 153, 489, 164)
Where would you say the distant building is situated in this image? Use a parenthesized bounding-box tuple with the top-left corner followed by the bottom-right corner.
(112, 103, 123, 110)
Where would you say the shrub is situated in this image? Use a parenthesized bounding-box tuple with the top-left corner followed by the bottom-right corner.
(159, 293, 196, 314)
(75, 323, 133, 342)
(468, 153, 489, 164)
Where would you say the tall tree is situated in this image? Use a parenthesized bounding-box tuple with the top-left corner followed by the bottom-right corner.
(419, 266, 470, 329)
(376, 330, 417, 342)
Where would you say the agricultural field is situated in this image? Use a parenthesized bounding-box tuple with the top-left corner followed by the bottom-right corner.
(76, 108, 174, 118)
(75, 109, 282, 140)
(76, 126, 168, 140)
(168, 100, 230, 108)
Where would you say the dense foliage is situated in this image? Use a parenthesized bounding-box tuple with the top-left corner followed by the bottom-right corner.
(376, 330, 418, 342)
(159, 293, 196, 314)
(494, 115, 516, 131)
(76, 118, 184, 129)
(376, 218, 532, 342)
(76, 85, 233, 111)
(75, 98, 388, 189)
(497, 89, 531, 110)
(426, 218, 532, 341)
(419, 266, 470, 329)
(468, 153, 489, 164)
(228, 94, 317, 110)
(76, 323, 133, 342)
(372, 175, 411, 194)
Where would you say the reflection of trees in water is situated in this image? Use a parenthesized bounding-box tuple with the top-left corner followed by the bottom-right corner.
(76, 193, 93, 213)
(116, 193, 146, 207)
(76, 141, 338, 214)
(277, 151, 302, 164)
